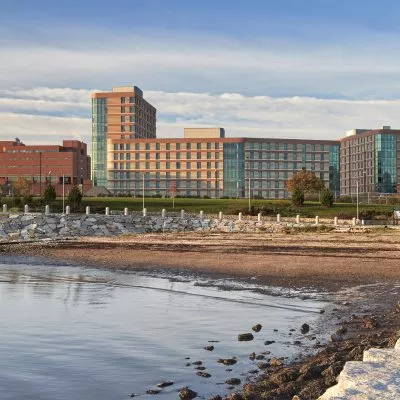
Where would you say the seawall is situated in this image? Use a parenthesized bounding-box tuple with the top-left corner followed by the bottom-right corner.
(0, 211, 391, 242)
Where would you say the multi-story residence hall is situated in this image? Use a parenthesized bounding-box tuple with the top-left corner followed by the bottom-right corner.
(340, 126, 400, 196)
(92, 86, 157, 187)
(106, 127, 340, 199)
(0, 138, 91, 196)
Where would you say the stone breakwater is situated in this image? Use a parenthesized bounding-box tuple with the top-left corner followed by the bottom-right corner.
(319, 338, 400, 399)
(0, 213, 294, 241)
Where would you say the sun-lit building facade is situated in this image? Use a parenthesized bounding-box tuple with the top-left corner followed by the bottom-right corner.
(340, 126, 400, 196)
(106, 128, 340, 198)
(92, 86, 156, 187)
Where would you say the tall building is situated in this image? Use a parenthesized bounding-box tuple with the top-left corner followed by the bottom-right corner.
(0, 139, 91, 196)
(107, 128, 340, 198)
(340, 126, 400, 196)
(92, 86, 157, 187)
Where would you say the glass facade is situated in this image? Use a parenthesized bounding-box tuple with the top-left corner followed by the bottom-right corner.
(328, 145, 340, 196)
(223, 143, 245, 197)
(375, 134, 397, 193)
(92, 98, 108, 186)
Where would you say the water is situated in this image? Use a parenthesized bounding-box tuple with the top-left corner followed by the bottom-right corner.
(0, 256, 330, 399)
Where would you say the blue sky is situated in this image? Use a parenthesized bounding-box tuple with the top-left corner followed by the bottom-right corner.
(1, 0, 400, 146)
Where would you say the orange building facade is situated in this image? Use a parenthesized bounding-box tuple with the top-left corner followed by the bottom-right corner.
(92, 86, 156, 187)
(0, 139, 91, 196)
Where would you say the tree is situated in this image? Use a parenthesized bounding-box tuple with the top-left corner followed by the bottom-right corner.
(291, 185, 305, 206)
(286, 169, 325, 195)
(321, 189, 334, 208)
(43, 184, 56, 202)
(68, 185, 82, 211)
(12, 177, 31, 197)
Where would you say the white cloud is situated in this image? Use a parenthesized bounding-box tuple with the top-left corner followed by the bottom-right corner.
(1, 87, 400, 153)
(2, 31, 400, 98)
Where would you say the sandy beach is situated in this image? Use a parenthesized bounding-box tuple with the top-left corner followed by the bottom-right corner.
(3, 230, 400, 290)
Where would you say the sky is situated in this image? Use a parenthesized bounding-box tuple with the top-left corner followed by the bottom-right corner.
(2, 0, 400, 148)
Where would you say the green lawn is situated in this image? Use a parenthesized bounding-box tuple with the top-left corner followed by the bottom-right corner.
(3, 196, 398, 219)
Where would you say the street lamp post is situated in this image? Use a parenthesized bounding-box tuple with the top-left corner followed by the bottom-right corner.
(356, 180, 359, 223)
(62, 174, 65, 214)
(142, 173, 145, 211)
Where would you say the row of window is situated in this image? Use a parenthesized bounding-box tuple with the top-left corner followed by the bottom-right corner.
(246, 143, 332, 151)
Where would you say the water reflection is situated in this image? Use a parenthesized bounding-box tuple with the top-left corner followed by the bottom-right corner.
(0, 256, 329, 400)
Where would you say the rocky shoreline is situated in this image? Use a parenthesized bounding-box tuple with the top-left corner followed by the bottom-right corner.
(1, 233, 400, 399)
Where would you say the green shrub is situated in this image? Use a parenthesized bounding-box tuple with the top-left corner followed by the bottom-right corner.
(321, 189, 334, 208)
(68, 186, 82, 211)
(43, 184, 56, 202)
(291, 186, 305, 206)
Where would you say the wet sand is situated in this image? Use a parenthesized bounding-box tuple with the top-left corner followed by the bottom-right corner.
(2, 231, 400, 290)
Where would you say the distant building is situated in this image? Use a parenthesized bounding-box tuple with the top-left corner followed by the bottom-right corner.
(0, 138, 91, 196)
(92, 86, 157, 187)
(340, 126, 400, 196)
(107, 127, 339, 198)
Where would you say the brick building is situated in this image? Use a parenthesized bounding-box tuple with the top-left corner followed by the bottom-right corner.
(0, 138, 91, 196)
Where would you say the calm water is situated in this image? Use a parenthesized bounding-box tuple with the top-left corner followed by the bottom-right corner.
(0, 256, 329, 399)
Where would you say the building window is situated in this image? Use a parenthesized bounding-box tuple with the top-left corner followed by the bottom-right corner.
(176, 162, 181, 169)
(121, 126, 125, 132)
(156, 162, 160, 169)
(186, 162, 191, 169)
(197, 143, 201, 150)
(186, 143, 191, 150)
(121, 97, 125, 104)
(156, 143, 160, 150)
(166, 143, 170, 150)
(176, 143, 181, 150)
(121, 106, 125, 113)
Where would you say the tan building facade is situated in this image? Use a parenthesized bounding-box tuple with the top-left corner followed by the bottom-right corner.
(92, 86, 156, 187)
(107, 135, 340, 199)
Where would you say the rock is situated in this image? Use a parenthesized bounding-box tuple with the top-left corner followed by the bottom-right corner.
(363, 317, 379, 329)
(321, 362, 343, 386)
(257, 362, 270, 369)
(196, 371, 211, 378)
(298, 380, 326, 399)
(204, 345, 214, 351)
(336, 326, 348, 335)
(293, 340, 302, 345)
(264, 340, 276, 345)
(192, 361, 202, 366)
(146, 389, 161, 395)
(238, 333, 254, 341)
(300, 323, 310, 334)
(298, 364, 323, 380)
(248, 369, 258, 374)
(157, 381, 174, 388)
(225, 378, 241, 385)
(208, 340, 220, 343)
(289, 328, 296, 332)
(129, 394, 137, 398)
(195, 366, 206, 370)
(208, 396, 222, 400)
(271, 368, 300, 385)
(252, 324, 262, 333)
(249, 352, 256, 360)
(319, 309, 325, 314)
(270, 357, 283, 367)
(185, 363, 191, 366)
(224, 394, 243, 400)
(185, 357, 190, 360)
(347, 345, 364, 361)
(217, 358, 237, 366)
(226, 368, 232, 372)
(273, 329, 279, 332)
(179, 387, 197, 400)
(255, 354, 265, 360)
